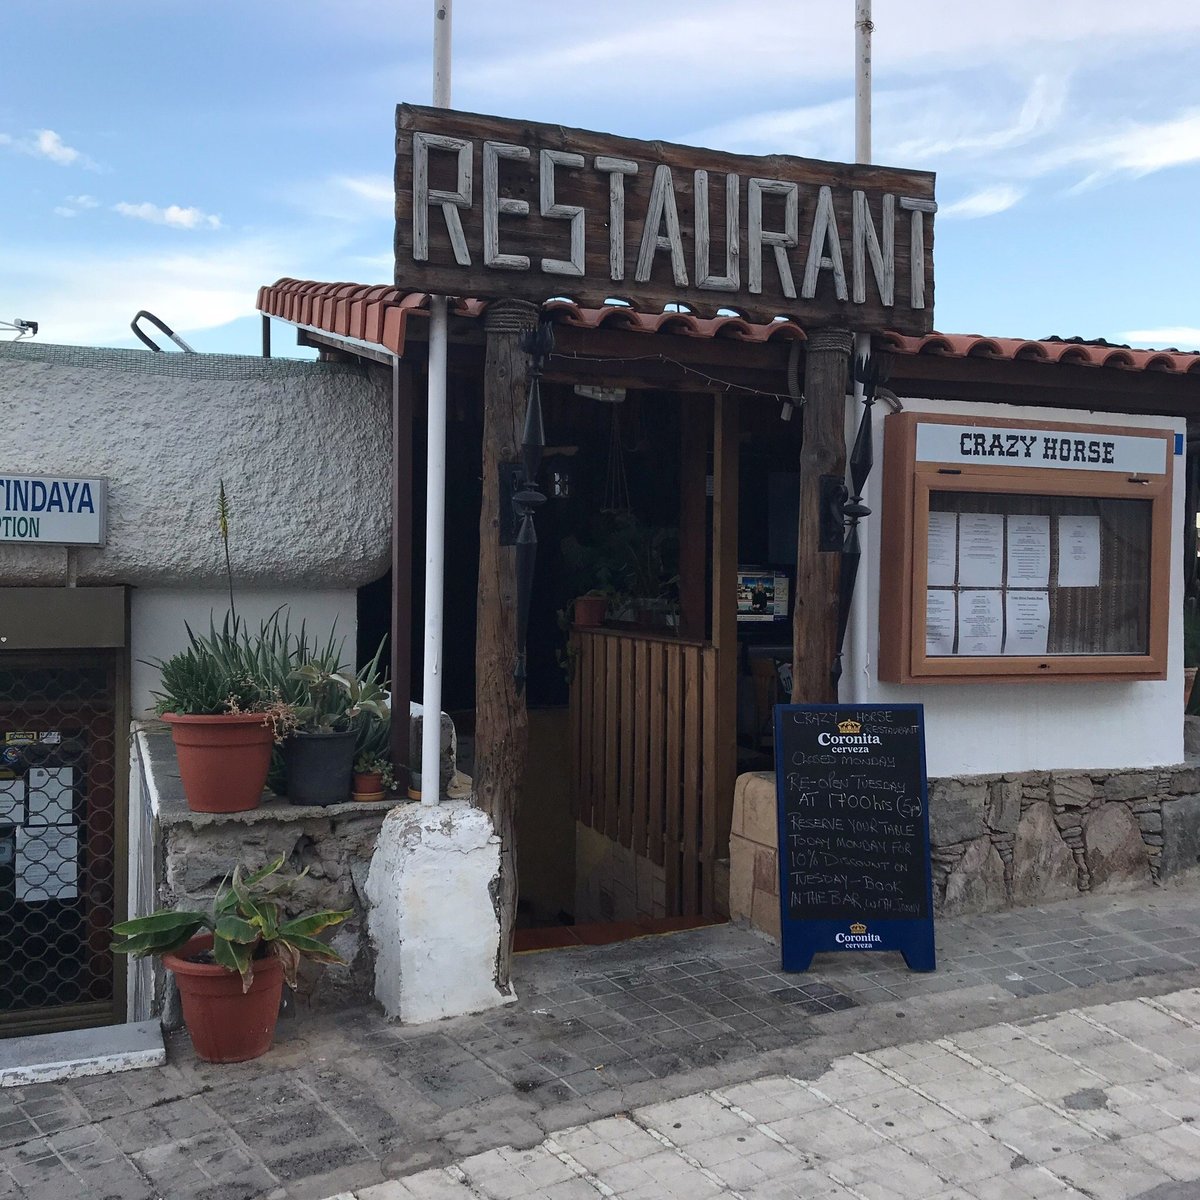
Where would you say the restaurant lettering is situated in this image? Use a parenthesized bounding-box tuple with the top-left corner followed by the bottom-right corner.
(396, 105, 937, 334)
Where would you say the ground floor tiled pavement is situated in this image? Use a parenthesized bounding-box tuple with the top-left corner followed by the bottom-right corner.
(338, 983, 1200, 1200)
(6, 886, 1200, 1198)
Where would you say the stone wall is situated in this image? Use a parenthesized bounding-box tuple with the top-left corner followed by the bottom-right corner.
(138, 712, 461, 1014)
(158, 798, 403, 1009)
(730, 761, 1200, 936)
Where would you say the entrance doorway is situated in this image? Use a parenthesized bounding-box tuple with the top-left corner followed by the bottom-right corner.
(0, 650, 127, 1037)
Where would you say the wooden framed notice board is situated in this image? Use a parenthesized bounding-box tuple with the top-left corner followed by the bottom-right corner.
(879, 412, 1175, 684)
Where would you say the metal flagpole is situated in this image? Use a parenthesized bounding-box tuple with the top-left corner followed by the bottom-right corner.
(847, 0, 874, 702)
(420, 0, 452, 803)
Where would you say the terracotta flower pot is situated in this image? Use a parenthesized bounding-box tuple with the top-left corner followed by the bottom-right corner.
(163, 933, 283, 1063)
(1186, 666, 1198, 709)
(352, 771, 385, 801)
(162, 713, 273, 814)
(572, 595, 608, 628)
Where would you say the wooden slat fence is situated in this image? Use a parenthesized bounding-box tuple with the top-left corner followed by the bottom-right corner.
(569, 627, 719, 916)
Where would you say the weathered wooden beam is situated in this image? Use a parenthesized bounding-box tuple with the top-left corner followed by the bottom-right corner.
(711, 392, 740, 907)
(677, 396, 709, 641)
(390, 362, 413, 772)
(474, 299, 538, 992)
(792, 328, 852, 703)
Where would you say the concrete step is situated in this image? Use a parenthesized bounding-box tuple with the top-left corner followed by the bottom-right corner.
(0, 1019, 164, 1087)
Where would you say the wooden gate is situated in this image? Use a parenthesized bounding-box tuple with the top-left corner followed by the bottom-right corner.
(569, 627, 721, 916)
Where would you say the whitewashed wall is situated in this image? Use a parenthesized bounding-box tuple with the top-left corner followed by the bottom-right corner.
(845, 397, 1185, 776)
(130, 588, 358, 717)
(0, 342, 391, 588)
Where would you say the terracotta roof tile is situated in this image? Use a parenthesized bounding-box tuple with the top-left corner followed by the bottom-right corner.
(255, 278, 1200, 376)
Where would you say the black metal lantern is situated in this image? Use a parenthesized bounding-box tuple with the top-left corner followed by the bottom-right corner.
(510, 321, 554, 690)
(831, 347, 891, 691)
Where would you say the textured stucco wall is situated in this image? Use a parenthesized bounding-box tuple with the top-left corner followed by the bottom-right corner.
(0, 342, 391, 588)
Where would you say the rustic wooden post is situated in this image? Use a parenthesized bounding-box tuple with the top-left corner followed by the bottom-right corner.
(476, 299, 538, 991)
(710, 392, 739, 909)
(677, 395, 710, 642)
(792, 328, 853, 703)
(390, 360, 413, 771)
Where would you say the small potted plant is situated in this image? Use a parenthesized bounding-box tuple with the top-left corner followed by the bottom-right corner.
(112, 855, 349, 1063)
(352, 753, 394, 801)
(150, 615, 288, 814)
(284, 651, 389, 806)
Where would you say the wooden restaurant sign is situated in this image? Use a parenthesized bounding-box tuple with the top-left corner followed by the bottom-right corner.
(394, 104, 937, 334)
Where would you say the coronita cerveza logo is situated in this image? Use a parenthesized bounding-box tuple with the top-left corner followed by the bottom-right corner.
(818, 717, 880, 751)
(836, 921, 882, 948)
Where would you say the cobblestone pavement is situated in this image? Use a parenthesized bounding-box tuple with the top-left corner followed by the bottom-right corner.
(336, 983, 1200, 1200)
(4, 885, 1200, 1199)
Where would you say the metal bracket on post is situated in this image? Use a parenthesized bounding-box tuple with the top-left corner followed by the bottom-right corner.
(498, 463, 523, 545)
(819, 474, 849, 551)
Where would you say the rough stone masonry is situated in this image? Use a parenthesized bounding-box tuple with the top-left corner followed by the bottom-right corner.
(730, 760, 1200, 938)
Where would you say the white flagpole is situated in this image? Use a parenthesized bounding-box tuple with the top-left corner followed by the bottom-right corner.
(421, 0, 452, 803)
(848, 0, 873, 702)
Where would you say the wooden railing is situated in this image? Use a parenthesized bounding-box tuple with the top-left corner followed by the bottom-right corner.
(569, 626, 720, 917)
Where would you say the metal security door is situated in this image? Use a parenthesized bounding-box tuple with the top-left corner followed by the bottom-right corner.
(0, 650, 126, 1036)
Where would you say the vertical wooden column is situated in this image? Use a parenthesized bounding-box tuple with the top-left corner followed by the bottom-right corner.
(475, 299, 538, 991)
(710, 392, 739, 910)
(390, 361, 413, 771)
(792, 329, 852, 703)
(677, 395, 710, 642)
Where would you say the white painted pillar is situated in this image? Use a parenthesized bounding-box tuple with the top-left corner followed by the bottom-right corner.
(848, 0, 873, 702)
(420, 0, 452, 802)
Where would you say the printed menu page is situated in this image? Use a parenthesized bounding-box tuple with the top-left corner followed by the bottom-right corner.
(1006, 515, 1050, 587)
(926, 511, 958, 587)
(1004, 590, 1050, 655)
(958, 589, 1003, 655)
(925, 589, 956, 656)
(957, 513, 1005, 588)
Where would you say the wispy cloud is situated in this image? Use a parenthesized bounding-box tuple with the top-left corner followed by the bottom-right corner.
(889, 75, 1068, 161)
(1049, 108, 1200, 190)
(1122, 327, 1200, 351)
(334, 174, 393, 209)
(114, 201, 222, 230)
(940, 185, 1026, 219)
(54, 193, 101, 218)
(0, 128, 97, 169)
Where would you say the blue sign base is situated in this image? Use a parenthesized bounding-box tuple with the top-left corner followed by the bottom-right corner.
(779, 917, 936, 973)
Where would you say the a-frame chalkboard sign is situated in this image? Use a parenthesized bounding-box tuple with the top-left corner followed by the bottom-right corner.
(773, 703, 936, 973)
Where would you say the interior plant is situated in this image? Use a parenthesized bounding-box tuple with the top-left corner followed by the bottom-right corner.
(149, 614, 291, 814)
(283, 640, 389, 806)
(112, 855, 349, 1063)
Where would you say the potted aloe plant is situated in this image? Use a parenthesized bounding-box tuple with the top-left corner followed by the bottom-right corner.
(284, 644, 389, 805)
(150, 615, 289, 814)
(112, 855, 349, 1063)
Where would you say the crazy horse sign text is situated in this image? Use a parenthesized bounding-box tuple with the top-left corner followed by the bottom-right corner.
(395, 105, 936, 334)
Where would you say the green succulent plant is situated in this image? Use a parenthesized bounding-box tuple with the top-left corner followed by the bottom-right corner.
(111, 855, 350, 992)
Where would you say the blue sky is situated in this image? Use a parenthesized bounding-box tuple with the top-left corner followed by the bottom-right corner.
(4, 0, 1200, 356)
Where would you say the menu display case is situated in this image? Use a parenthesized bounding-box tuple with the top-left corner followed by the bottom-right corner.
(878, 412, 1175, 684)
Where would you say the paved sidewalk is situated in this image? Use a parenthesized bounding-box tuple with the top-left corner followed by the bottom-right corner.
(337, 983, 1200, 1200)
(4, 884, 1200, 1199)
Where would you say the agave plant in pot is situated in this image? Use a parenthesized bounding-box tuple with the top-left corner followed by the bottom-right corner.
(284, 651, 389, 806)
(150, 616, 288, 814)
(112, 855, 349, 1063)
